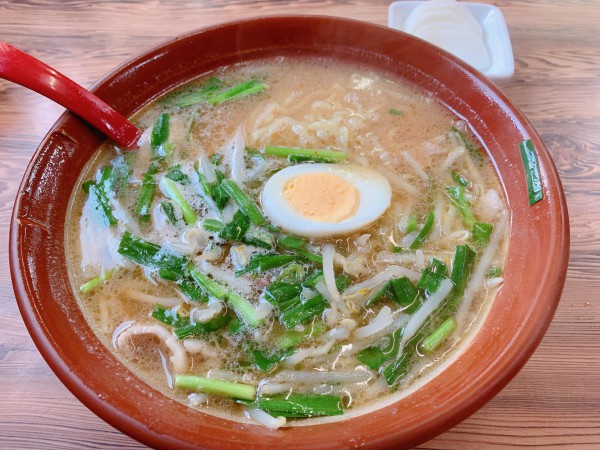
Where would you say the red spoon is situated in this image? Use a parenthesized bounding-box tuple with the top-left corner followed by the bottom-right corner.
(0, 42, 141, 148)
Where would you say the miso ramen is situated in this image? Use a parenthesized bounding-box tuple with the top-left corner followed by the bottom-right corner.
(66, 57, 508, 428)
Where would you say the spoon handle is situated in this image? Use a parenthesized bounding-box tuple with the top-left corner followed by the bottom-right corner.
(0, 42, 141, 148)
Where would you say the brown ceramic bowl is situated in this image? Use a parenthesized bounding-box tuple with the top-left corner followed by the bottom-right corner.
(10, 16, 569, 449)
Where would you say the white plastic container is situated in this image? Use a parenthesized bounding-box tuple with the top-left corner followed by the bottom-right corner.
(388, 1, 514, 80)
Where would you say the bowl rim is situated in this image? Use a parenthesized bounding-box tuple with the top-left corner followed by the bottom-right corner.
(9, 14, 569, 450)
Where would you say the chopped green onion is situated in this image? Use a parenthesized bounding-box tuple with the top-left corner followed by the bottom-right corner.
(388, 108, 404, 116)
(264, 282, 303, 308)
(451, 170, 469, 187)
(207, 79, 266, 104)
(178, 279, 208, 302)
(246, 347, 291, 372)
(220, 179, 265, 225)
(365, 280, 393, 306)
(301, 272, 350, 292)
(472, 221, 493, 247)
(165, 166, 190, 185)
(88, 183, 118, 226)
(196, 172, 214, 197)
(189, 268, 229, 299)
(152, 304, 231, 339)
(409, 211, 435, 250)
(451, 126, 483, 163)
(389, 277, 421, 313)
(79, 269, 113, 294)
(392, 245, 403, 253)
(151, 113, 170, 157)
(253, 394, 343, 418)
(79, 276, 103, 294)
(446, 186, 476, 228)
(151, 304, 183, 327)
(158, 269, 207, 302)
(175, 374, 256, 401)
(274, 264, 305, 284)
(357, 328, 402, 371)
(420, 317, 457, 354)
(202, 218, 225, 232)
(278, 235, 306, 249)
(161, 177, 198, 225)
(176, 77, 222, 107)
(134, 161, 160, 223)
(276, 322, 325, 350)
(450, 245, 476, 296)
(226, 291, 263, 327)
(84, 166, 118, 227)
(382, 352, 411, 386)
(160, 201, 178, 225)
(290, 247, 322, 264)
(117, 232, 187, 276)
(418, 258, 448, 295)
(219, 210, 251, 241)
(280, 294, 328, 329)
(189, 268, 262, 327)
(262, 146, 348, 163)
(519, 139, 544, 205)
(236, 254, 300, 277)
(174, 315, 233, 339)
(243, 227, 275, 250)
(405, 213, 418, 233)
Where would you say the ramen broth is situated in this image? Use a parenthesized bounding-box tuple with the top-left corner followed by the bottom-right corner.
(66, 57, 508, 427)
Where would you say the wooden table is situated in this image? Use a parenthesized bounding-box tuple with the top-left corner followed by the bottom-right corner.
(1, 1, 598, 448)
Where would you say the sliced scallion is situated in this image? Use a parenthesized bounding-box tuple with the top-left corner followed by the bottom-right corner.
(175, 375, 256, 401)
(519, 139, 544, 205)
(420, 317, 457, 354)
(207, 79, 265, 104)
(446, 186, 476, 228)
(220, 179, 265, 225)
(160, 177, 197, 225)
(409, 211, 435, 250)
(253, 394, 343, 418)
(262, 146, 348, 163)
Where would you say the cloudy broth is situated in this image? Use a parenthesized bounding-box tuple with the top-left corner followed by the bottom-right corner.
(66, 57, 508, 427)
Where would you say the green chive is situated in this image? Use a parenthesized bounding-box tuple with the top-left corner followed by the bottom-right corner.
(220, 179, 265, 225)
(161, 177, 198, 225)
(410, 211, 435, 250)
(420, 317, 457, 354)
(451, 126, 483, 163)
(160, 201, 178, 225)
(472, 221, 493, 247)
(519, 139, 544, 205)
(253, 394, 343, 418)
(446, 186, 476, 228)
(207, 79, 266, 104)
(151, 113, 170, 157)
(278, 235, 307, 249)
(202, 218, 225, 232)
(175, 375, 256, 401)
(262, 146, 348, 162)
(451, 170, 469, 187)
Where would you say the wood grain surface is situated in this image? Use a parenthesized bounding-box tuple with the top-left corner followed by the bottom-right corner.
(1, 0, 598, 448)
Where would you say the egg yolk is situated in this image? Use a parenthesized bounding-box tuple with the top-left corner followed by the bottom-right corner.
(282, 172, 360, 223)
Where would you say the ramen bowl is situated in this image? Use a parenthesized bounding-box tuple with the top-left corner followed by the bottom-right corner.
(9, 16, 569, 449)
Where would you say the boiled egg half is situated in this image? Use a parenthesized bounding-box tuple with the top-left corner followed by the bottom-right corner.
(261, 163, 392, 238)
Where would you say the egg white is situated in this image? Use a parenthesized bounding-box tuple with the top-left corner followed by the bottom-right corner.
(261, 163, 392, 238)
